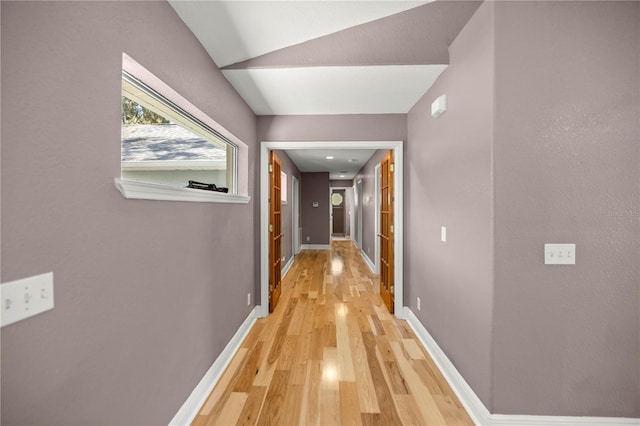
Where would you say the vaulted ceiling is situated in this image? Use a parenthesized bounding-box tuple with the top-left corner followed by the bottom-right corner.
(168, 0, 482, 116)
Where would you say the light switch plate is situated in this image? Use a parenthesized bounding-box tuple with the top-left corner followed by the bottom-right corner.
(544, 244, 576, 265)
(441, 226, 447, 242)
(1, 272, 54, 327)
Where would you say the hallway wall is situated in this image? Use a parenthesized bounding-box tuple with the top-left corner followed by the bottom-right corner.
(407, 0, 495, 409)
(1, 2, 257, 425)
(491, 0, 639, 416)
(300, 173, 331, 245)
(257, 114, 406, 143)
(407, 0, 639, 418)
(354, 150, 387, 264)
(274, 150, 301, 265)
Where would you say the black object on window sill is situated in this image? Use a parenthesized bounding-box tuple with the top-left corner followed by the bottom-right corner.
(187, 180, 229, 193)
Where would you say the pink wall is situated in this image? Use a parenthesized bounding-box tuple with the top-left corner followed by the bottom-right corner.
(1, 2, 257, 424)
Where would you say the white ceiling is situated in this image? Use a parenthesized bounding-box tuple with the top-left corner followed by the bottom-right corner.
(168, 0, 442, 116)
(168, 1, 430, 68)
(222, 65, 446, 115)
(167, 0, 459, 176)
(286, 149, 376, 180)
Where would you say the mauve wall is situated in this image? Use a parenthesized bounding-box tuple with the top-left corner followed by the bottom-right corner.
(301, 173, 330, 245)
(1, 2, 256, 425)
(406, 0, 495, 409)
(492, 1, 639, 417)
(274, 150, 301, 266)
(258, 114, 406, 142)
(354, 150, 387, 264)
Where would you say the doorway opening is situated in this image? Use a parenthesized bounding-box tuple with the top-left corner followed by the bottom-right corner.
(259, 141, 404, 318)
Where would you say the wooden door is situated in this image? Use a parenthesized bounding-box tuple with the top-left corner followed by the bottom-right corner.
(380, 150, 394, 313)
(269, 151, 283, 312)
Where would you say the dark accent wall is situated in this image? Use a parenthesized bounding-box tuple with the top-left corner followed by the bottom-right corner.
(1, 2, 257, 425)
(330, 180, 353, 187)
(491, 1, 639, 417)
(407, 0, 639, 417)
(275, 150, 301, 266)
(301, 173, 330, 245)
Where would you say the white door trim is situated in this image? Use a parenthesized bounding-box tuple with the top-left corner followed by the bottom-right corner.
(292, 176, 300, 255)
(259, 141, 404, 319)
(330, 186, 351, 239)
(374, 163, 381, 275)
(356, 179, 363, 250)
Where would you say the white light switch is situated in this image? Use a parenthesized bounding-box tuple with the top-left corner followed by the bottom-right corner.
(544, 244, 576, 265)
(441, 226, 447, 242)
(1, 272, 54, 327)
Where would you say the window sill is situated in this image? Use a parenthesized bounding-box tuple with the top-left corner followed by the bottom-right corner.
(115, 178, 251, 204)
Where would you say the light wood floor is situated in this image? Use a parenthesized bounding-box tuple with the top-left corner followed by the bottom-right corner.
(192, 241, 473, 426)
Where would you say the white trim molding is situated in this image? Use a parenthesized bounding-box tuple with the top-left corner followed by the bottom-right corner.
(281, 256, 295, 278)
(169, 307, 259, 426)
(299, 244, 331, 250)
(260, 140, 404, 320)
(403, 307, 640, 426)
(115, 178, 251, 204)
(360, 250, 376, 274)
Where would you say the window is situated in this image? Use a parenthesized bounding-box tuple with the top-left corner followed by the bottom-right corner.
(121, 71, 236, 193)
(115, 53, 250, 204)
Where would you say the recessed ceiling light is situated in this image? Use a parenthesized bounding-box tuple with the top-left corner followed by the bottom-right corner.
(326, 156, 334, 160)
(340, 175, 345, 178)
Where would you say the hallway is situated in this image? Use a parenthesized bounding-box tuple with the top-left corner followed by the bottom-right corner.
(192, 241, 473, 425)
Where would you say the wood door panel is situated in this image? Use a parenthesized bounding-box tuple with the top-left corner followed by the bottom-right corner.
(269, 151, 283, 312)
(379, 150, 394, 314)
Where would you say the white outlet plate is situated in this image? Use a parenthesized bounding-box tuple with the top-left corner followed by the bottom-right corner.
(544, 244, 576, 265)
(417, 297, 421, 311)
(1, 272, 54, 327)
(247, 293, 251, 306)
(441, 226, 447, 242)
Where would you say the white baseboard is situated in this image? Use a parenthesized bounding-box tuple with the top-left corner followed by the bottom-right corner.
(403, 307, 639, 426)
(300, 244, 330, 250)
(281, 256, 294, 278)
(403, 307, 490, 425)
(169, 307, 258, 426)
(360, 250, 376, 273)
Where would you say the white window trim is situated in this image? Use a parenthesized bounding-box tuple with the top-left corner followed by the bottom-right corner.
(117, 53, 250, 203)
(115, 178, 250, 204)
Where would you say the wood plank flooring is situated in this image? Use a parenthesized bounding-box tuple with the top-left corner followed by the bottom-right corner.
(192, 241, 473, 426)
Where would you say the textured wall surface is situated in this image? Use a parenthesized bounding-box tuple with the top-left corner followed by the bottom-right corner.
(492, 1, 640, 416)
(406, 0, 495, 409)
(257, 114, 406, 142)
(1, 2, 256, 425)
(301, 173, 330, 245)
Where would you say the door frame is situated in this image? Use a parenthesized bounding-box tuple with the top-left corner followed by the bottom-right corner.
(329, 187, 349, 239)
(356, 179, 363, 249)
(260, 140, 404, 319)
(292, 175, 300, 255)
(374, 163, 381, 275)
